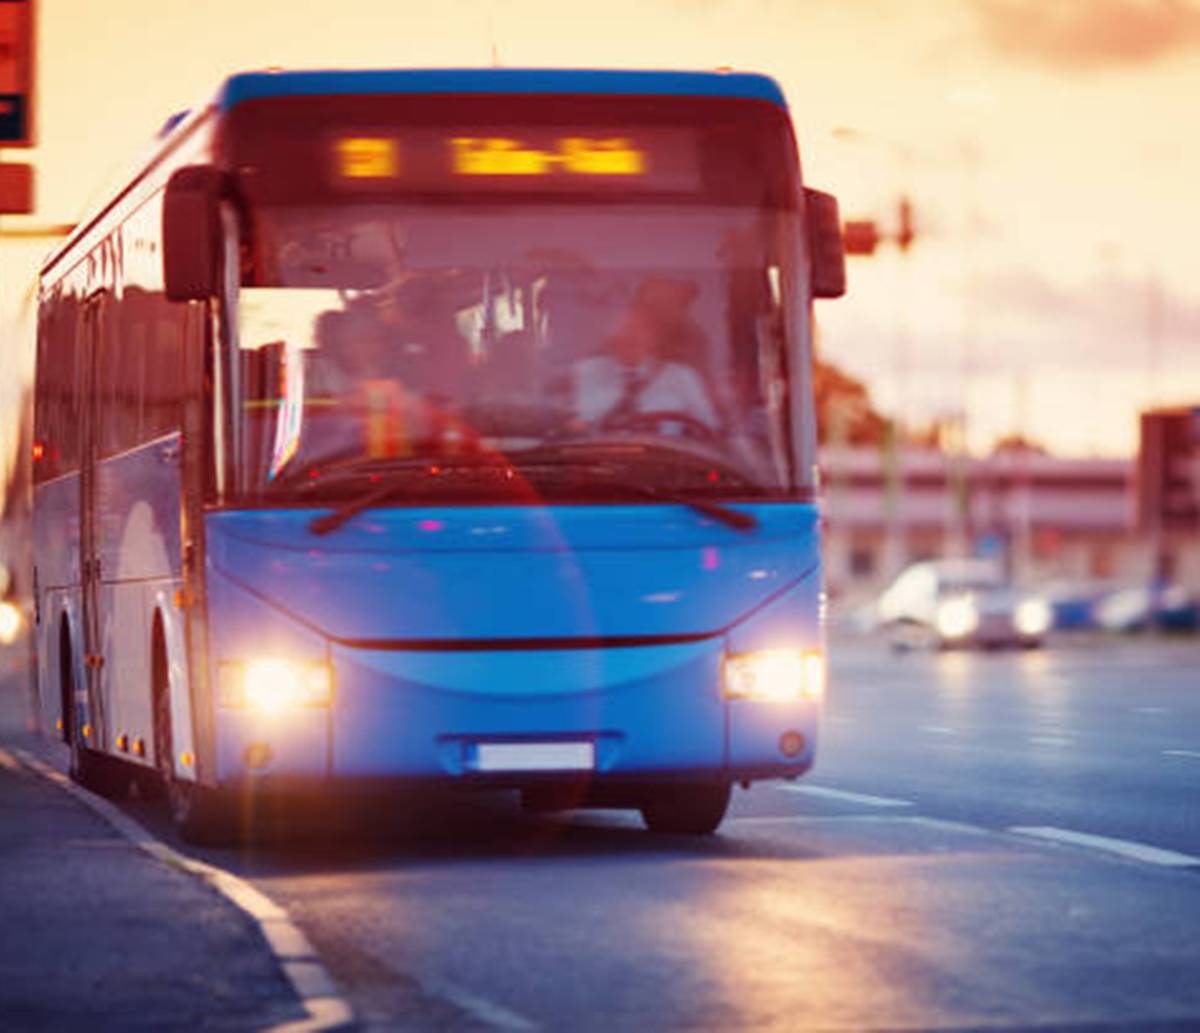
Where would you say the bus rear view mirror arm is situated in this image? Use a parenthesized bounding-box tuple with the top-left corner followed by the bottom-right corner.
(804, 187, 847, 299)
(163, 165, 232, 302)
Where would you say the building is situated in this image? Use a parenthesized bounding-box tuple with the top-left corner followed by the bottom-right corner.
(820, 446, 1145, 598)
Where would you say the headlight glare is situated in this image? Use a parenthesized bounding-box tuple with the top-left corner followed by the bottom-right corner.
(935, 597, 979, 639)
(219, 658, 333, 712)
(723, 649, 824, 703)
(1015, 598, 1052, 637)
(0, 600, 21, 645)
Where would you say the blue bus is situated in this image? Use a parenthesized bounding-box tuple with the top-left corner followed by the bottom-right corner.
(32, 68, 845, 842)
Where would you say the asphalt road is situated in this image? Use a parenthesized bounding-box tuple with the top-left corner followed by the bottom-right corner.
(177, 635, 1200, 1032)
(10, 634, 1200, 1031)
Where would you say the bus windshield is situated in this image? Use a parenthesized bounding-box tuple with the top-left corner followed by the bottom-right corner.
(231, 202, 804, 503)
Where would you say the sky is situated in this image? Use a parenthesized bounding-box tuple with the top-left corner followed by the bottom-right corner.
(3, 0, 1200, 456)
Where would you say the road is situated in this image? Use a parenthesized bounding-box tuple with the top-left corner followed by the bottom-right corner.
(8, 635, 1200, 1031)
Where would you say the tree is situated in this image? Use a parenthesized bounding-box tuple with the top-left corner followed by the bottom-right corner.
(813, 357, 889, 446)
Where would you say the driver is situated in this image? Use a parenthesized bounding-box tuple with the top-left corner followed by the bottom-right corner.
(570, 277, 719, 433)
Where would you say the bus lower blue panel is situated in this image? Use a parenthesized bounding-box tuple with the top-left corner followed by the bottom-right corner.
(216, 708, 330, 782)
(328, 641, 725, 778)
(727, 701, 818, 772)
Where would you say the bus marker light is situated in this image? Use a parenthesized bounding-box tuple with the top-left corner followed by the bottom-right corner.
(133, 739, 146, 758)
(82, 723, 93, 739)
(116, 735, 128, 753)
(180, 752, 194, 768)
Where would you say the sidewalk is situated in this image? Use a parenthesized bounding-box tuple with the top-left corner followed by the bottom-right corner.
(0, 665, 306, 1032)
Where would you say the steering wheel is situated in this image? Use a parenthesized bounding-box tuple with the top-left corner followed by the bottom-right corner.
(602, 409, 721, 445)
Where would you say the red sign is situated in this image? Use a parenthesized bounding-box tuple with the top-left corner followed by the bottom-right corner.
(0, 0, 34, 146)
(0, 160, 32, 211)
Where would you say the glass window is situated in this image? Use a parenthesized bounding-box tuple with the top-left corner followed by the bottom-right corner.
(230, 204, 804, 505)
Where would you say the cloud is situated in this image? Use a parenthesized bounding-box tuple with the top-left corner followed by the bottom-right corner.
(971, 0, 1200, 68)
(964, 267, 1200, 367)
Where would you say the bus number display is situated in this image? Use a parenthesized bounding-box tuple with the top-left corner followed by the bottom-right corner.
(331, 129, 696, 191)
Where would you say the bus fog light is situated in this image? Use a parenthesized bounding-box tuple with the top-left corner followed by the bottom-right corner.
(244, 742, 275, 770)
(218, 659, 333, 712)
(723, 649, 823, 703)
(779, 730, 807, 757)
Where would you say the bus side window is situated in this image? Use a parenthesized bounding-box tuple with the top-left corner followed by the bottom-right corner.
(33, 295, 81, 482)
(143, 308, 185, 443)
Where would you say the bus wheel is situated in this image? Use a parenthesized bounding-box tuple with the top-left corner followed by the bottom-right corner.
(60, 629, 128, 799)
(152, 662, 236, 846)
(640, 781, 731, 835)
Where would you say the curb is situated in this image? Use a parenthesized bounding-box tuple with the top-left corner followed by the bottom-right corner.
(8, 748, 356, 1033)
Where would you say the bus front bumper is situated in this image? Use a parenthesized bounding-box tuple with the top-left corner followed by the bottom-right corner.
(212, 639, 820, 788)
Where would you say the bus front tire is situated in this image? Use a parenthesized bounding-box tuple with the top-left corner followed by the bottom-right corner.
(166, 779, 239, 847)
(153, 666, 239, 845)
(640, 781, 731, 835)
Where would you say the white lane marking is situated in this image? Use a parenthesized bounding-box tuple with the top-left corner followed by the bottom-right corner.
(1009, 826, 1200, 868)
(775, 784, 914, 808)
(11, 749, 353, 1033)
(1029, 736, 1072, 747)
(414, 972, 539, 1032)
(1163, 749, 1200, 760)
(1133, 706, 1170, 715)
(0, 747, 26, 774)
(920, 725, 957, 736)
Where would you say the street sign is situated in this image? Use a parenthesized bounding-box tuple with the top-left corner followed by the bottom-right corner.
(0, 159, 31, 211)
(0, 0, 34, 146)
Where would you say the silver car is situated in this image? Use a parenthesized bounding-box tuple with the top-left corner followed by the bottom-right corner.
(877, 560, 1052, 650)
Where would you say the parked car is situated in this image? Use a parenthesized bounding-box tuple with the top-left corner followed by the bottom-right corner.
(877, 559, 1052, 650)
(1039, 579, 1120, 631)
(1093, 583, 1200, 633)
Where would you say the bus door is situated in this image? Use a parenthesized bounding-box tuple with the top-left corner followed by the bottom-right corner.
(78, 292, 108, 750)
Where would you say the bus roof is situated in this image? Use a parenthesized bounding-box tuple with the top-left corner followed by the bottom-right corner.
(40, 68, 787, 281)
(217, 68, 787, 109)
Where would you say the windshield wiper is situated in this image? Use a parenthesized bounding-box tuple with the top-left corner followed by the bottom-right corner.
(308, 457, 512, 536)
(613, 481, 757, 531)
(307, 455, 757, 536)
(505, 440, 760, 531)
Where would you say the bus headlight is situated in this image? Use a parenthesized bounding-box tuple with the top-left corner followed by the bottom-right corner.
(723, 649, 824, 703)
(935, 597, 979, 640)
(218, 659, 334, 713)
(1014, 598, 1052, 637)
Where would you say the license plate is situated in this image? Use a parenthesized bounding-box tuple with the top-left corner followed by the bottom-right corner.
(475, 741, 595, 772)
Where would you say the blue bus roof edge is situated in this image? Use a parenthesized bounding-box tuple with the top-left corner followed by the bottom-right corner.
(218, 68, 787, 109)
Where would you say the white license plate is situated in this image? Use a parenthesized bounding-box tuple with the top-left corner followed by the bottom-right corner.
(475, 741, 595, 772)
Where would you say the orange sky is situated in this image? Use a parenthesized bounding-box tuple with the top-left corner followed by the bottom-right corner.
(4, 0, 1200, 456)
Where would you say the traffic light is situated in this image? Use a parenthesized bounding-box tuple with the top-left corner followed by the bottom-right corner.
(842, 220, 879, 256)
(897, 196, 914, 252)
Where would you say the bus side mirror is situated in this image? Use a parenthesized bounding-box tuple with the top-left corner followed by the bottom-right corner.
(805, 188, 846, 299)
(163, 165, 228, 302)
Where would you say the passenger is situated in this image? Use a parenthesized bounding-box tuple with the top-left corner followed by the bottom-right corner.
(570, 277, 719, 434)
